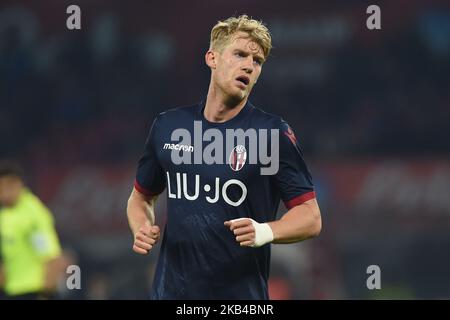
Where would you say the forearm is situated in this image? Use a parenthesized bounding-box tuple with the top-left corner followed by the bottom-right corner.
(268, 198, 322, 244)
(0, 265, 4, 288)
(43, 256, 65, 292)
(127, 189, 157, 235)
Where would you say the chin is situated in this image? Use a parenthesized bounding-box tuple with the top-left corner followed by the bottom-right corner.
(225, 93, 246, 107)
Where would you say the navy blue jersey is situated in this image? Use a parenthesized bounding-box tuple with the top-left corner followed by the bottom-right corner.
(134, 101, 315, 300)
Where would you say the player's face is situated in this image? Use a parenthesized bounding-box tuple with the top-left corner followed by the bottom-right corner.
(213, 33, 265, 104)
(0, 175, 23, 207)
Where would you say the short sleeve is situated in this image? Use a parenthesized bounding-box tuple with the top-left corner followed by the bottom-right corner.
(29, 198, 62, 260)
(134, 116, 166, 196)
(274, 120, 316, 209)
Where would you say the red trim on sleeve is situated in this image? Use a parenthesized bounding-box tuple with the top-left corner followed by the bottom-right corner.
(284, 191, 316, 209)
(134, 179, 160, 196)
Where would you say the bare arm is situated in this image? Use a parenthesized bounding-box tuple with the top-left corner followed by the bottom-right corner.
(225, 198, 321, 247)
(0, 264, 4, 288)
(127, 187, 158, 234)
(268, 198, 322, 244)
(127, 188, 160, 254)
(43, 256, 67, 292)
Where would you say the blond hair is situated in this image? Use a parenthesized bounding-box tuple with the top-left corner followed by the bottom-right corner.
(210, 15, 272, 60)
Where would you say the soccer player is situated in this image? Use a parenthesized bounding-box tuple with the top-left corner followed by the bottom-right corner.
(0, 162, 66, 299)
(127, 15, 322, 299)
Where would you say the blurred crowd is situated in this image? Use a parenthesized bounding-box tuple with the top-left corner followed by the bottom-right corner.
(1, 3, 449, 166)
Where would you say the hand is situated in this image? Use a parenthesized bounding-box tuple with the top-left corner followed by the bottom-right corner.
(133, 221, 160, 254)
(224, 218, 274, 248)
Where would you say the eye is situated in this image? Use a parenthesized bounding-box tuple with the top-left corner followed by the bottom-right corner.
(254, 59, 262, 66)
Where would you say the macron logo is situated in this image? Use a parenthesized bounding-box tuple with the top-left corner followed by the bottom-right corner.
(163, 143, 194, 152)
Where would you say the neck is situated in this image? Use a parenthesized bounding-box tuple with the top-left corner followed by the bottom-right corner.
(204, 81, 247, 123)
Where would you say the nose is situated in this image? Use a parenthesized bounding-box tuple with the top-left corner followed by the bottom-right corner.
(241, 57, 253, 74)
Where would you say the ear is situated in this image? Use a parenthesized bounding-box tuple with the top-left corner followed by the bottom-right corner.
(205, 50, 216, 69)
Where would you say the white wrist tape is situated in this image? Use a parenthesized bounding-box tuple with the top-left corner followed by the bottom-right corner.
(231, 218, 274, 247)
(251, 220, 274, 247)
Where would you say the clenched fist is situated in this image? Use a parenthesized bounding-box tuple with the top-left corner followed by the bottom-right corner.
(224, 218, 274, 248)
(133, 221, 160, 254)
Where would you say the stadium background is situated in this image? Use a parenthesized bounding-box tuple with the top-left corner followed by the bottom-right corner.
(1, 0, 449, 299)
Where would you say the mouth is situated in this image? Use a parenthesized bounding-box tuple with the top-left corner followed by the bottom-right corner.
(236, 76, 250, 87)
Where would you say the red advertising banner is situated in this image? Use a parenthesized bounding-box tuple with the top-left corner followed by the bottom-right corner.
(34, 160, 450, 237)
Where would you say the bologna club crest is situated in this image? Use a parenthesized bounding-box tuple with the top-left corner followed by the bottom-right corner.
(229, 145, 247, 171)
